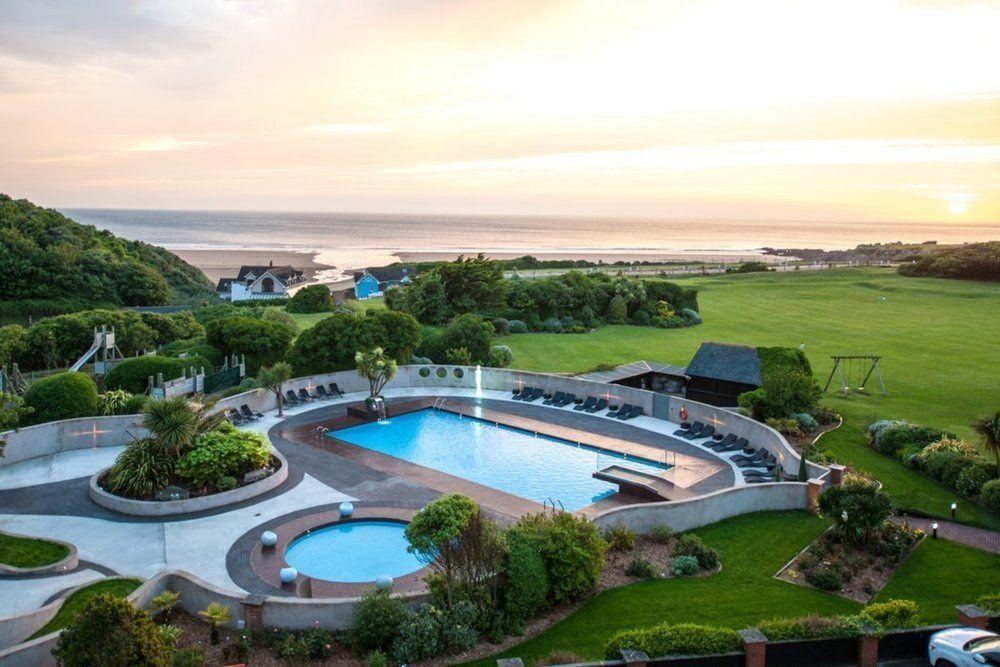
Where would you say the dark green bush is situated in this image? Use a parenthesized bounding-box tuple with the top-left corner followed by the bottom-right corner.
(649, 524, 675, 544)
(805, 567, 842, 591)
(625, 558, 658, 580)
(605, 623, 741, 659)
(758, 614, 869, 640)
(22, 371, 98, 425)
(175, 423, 271, 490)
(978, 591, 1000, 614)
(671, 555, 699, 576)
(859, 599, 918, 629)
(205, 317, 294, 372)
(981, 480, 1000, 515)
(604, 523, 637, 552)
(349, 588, 408, 653)
(503, 534, 549, 630)
(897, 241, 1000, 281)
(105, 356, 208, 394)
(52, 594, 172, 667)
(440, 314, 494, 364)
(104, 439, 173, 499)
(672, 534, 718, 570)
(285, 285, 334, 313)
(956, 462, 997, 497)
(171, 648, 205, 667)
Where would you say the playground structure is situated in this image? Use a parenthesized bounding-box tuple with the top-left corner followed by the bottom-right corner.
(0, 364, 27, 395)
(823, 354, 887, 396)
(70, 326, 125, 375)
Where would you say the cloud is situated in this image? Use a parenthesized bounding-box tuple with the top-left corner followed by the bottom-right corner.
(309, 122, 393, 135)
(126, 137, 206, 152)
(391, 139, 1000, 175)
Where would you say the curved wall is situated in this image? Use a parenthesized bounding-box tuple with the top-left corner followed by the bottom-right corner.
(0, 415, 145, 466)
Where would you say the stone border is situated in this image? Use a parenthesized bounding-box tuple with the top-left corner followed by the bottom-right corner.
(251, 506, 430, 598)
(0, 531, 78, 577)
(87, 448, 289, 517)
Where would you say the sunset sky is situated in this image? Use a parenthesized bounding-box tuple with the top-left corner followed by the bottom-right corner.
(1, 0, 998, 223)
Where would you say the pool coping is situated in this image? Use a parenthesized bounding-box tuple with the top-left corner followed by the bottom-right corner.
(250, 506, 432, 598)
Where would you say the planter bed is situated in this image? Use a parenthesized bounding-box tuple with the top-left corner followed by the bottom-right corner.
(89, 451, 288, 517)
(0, 531, 77, 576)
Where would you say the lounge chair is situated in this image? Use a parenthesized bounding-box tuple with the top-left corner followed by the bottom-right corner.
(522, 388, 542, 402)
(585, 398, 608, 413)
(733, 450, 771, 467)
(544, 391, 566, 406)
(315, 385, 332, 400)
(557, 393, 576, 407)
(297, 388, 314, 402)
(574, 397, 597, 412)
(684, 424, 714, 440)
(240, 404, 262, 420)
(284, 389, 300, 405)
(619, 405, 644, 420)
(674, 421, 703, 437)
(607, 403, 629, 417)
(709, 434, 737, 451)
(225, 409, 245, 425)
(328, 383, 345, 397)
(614, 405, 632, 420)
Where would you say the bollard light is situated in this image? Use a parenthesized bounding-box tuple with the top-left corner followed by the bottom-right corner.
(931, 522, 939, 539)
(950, 502, 957, 519)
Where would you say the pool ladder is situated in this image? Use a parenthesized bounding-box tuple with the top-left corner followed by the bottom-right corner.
(543, 497, 565, 513)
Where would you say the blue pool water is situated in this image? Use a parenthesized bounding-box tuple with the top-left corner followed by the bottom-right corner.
(330, 409, 670, 510)
(284, 521, 423, 582)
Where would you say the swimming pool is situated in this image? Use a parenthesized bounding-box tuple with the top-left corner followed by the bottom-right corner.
(330, 408, 670, 510)
(284, 520, 423, 582)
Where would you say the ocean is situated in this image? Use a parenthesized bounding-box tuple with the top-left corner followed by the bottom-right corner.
(62, 208, 999, 278)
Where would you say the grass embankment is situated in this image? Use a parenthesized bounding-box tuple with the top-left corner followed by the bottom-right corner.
(0, 533, 70, 569)
(470, 511, 1000, 665)
(32, 578, 142, 638)
(499, 267, 1000, 529)
(283, 296, 385, 333)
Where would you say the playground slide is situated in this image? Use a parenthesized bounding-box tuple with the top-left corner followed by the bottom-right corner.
(69, 340, 102, 372)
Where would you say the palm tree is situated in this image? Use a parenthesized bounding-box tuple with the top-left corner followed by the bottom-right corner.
(971, 411, 1000, 472)
(198, 602, 230, 645)
(355, 347, 397, 399)
(142, 396, 223, 458)
(257, 362, 292, 416)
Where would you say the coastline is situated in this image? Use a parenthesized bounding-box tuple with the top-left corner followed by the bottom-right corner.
(169, 249, 336, 284)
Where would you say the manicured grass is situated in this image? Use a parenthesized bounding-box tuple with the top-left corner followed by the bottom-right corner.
(0, 533, 70, 569)
(499, 268, 1000, 528)
(32, 578, 142, 638)
(469, 512, 1000, 665)
(282, 297, 386, 333)
(875, 537, 1000, 623)
(468, 512, 858, 664)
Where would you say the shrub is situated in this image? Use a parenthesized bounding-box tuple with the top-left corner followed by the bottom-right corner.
(860, 600, 918, 629)
(444, 347, 473, 365)
(626, 558, 658, 579)
(507, 319, 528, 333)
(390, 604, 442, 663)
(176, 423, 271, 490)
(542, 316, 563, 333)
(506, 512, 607, 604)
(805, 567, 842, 591)
(349, 588, 408, 653)
(537, 650, 584, 666)
(981, 479, 1000, 515)
(759, 614, 869, 640)
(605, 623, 741, 659)
(978, 591, 1000, 614)
(766, 417, 801, 437)
(673, 534, 719, 570)
(53, 594, 172, 667)
(941, 456, 977, 490)
(410, 355, 432, 365)
(22, 371, 99, 425)
(916, 437, 977, 477)
(649, 524, 674, 544)
(104, 439, 174, 499)
(605, 294, 628, 323)
(205, 317, 294, 372)
(261, 308, 299, 335)
(672, 555, 699, 576)
(631, 310, 651, 326)
(818, 480, 893, 545)
(171, 648, 204, 667)
(503, 534, 549, 629)
(488, 344, 514, 368)
(285, 284, 334, 313)
(440, 314, 494, 364)
(366, 651, 388, 667)
(956, 461, 997, 497)
(491, 318, 509, 334)
(792, 412, 819, 434)
(105, 356, 202, 394)
(300, 627, 335, 659)
(681, 308, 702, 324)
(98, 390, 138, 416)
(604, 523, 636, 552)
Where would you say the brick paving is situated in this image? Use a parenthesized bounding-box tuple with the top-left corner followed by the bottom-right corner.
(893, 515, 1000, 554)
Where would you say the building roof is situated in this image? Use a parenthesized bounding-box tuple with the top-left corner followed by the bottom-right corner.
(576, 360, 689, 384)
(216, 278, 234, 292)
(353, 267, 410, 284)
(685, 342, 761, 386)
(236, 264, 302, 282)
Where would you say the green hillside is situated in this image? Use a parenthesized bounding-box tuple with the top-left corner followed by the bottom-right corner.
(0, 195, 215, 320)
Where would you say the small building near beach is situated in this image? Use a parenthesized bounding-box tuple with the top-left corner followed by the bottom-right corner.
(217, 261, 305, 301)
(353, 267, 412, 299)
(683, 342, 761, 406)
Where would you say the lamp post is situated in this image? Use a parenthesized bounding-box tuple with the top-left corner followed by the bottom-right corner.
(931, 522, 939, 539)
(950, 502, 957, 519)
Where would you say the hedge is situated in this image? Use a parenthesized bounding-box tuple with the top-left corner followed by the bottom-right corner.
(22, 372, 99, 425)
(105, 356, 209, 394)
(605, 623, 741, 658)
(285, 285, 334, 313)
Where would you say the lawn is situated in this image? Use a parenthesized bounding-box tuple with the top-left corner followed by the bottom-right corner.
(498, 267, 1000, 529)
(282, 296, 386, 333)
(0, 533, 70, 569)
(469, 511, 1000, 665)
(32, 577, 142, 638)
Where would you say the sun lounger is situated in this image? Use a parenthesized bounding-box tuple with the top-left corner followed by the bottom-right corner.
(674, 421, 703, 437)
(620, 405, 644, 420)
(240, 404, 262, 420)
(709, 434, 737, 451)
(284, 389, 300, 405)
(521, 388, 542, 402)
(315, 385, 332, 400)
(225, 409, 245, 425)
(575, 396, 597, 411)
(328, 383, 345, 397)
(684, 424, 714, 440)
(557, 393, 576, 407)
(585, 398, 608, 413)
(608, 403, 630, 417)
(544, 391, 566, 406)
(297, 388, 314, 402)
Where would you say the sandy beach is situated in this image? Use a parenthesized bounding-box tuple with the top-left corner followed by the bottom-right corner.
(169, 249, 336, 284)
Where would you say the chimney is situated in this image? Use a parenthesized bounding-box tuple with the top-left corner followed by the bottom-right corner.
(269, 259, 273, 268)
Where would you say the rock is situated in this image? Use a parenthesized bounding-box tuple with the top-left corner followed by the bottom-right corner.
(243, 468, 271, 484)
(154, 485, 190, 501)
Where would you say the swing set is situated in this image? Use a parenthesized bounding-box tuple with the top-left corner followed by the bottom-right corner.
(823, 355, 887, 396)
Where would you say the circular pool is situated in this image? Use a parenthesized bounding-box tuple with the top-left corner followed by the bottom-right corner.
(283, 520, 423, 582)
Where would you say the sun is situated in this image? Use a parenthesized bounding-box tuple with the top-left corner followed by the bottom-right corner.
(948, 200, 967, 215)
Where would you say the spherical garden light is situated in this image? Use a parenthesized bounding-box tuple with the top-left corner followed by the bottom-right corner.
(339, 502, 354, 517)
(375, 575, 393, 590)
(280, 567, 298, 584)
(260, 531, 277, 547)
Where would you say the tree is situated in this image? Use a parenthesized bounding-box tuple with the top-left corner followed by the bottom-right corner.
(972, 411, 1000, 472)
(142, 396, 222, 459)
(198, 602, 230, 645)
(257, 362, 293, 416)
(605, 294, 628, 323)
(404, 494, 480, 606)
(440, 314, 493, 364)
(0, 391, 32, 432)
(818, 480, 892, 546)
(355, 348, 397, 399)
(287, 312, 362, 375)
(53, 594, 172, 667)
(286, 284, 334, 313)
(0, 324, 27, 366)
(205, 316, 294, 372)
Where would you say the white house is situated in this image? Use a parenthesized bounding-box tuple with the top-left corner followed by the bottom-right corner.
(216, 261, 305, 302)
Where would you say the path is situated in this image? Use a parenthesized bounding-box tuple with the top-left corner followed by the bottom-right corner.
(893, 516, 1000, 555)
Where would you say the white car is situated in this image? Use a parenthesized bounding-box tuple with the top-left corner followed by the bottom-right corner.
(928, 627, 1000, 666)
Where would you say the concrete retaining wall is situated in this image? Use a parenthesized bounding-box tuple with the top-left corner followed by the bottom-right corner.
(0, 415, 146, 466)
(0, 532, 77, 577)
(87, 448, 289, 517)
(590, 482, 811, 534)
